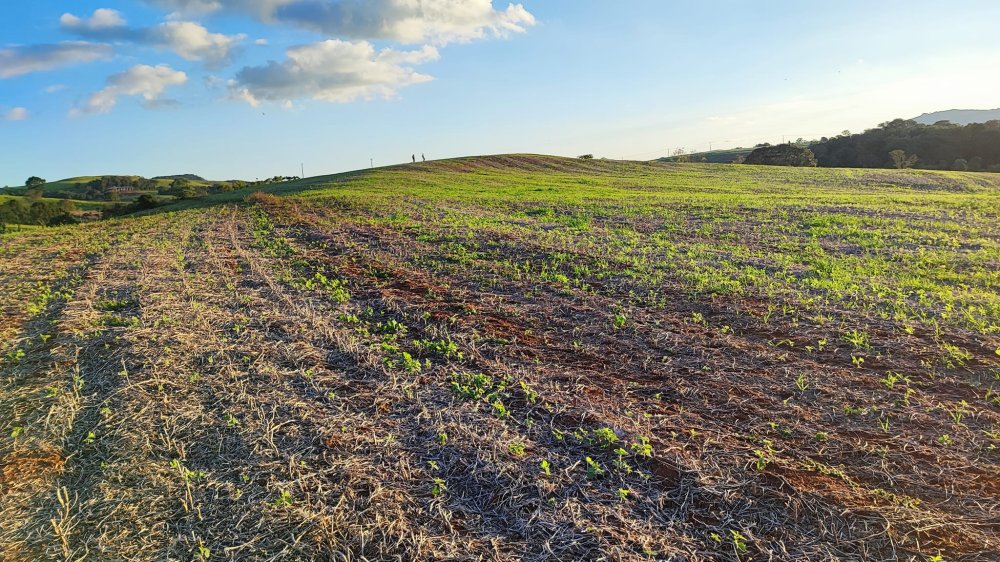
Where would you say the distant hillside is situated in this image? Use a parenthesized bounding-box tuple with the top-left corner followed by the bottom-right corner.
(913, 108, 1000, 125)
(153, 174, 206, 181)
(656, 147, 753, 163)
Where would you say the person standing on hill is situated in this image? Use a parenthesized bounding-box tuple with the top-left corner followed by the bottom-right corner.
(422, 153, 426, 162)
(412, 154, 416, 163)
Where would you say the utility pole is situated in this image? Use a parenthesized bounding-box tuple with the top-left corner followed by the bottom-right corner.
(300, 163, 304, 178)
(370, 158, 373, 169)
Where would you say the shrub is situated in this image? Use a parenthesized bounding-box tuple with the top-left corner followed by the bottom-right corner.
(744, 144, 817, 167)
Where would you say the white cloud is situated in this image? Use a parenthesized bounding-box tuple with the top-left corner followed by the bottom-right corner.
(273, 0, 536, 44)
(231, 39, 438, 106)
(62, 9, 244, 67)
(3, 107, 29, 121)
(45, 84, 68, 93)
(73, 64, 188, 115)
(59, 8, 128, 31)
(154, 22, 245, 66)
(147, 0, 536, 44)
(0, 42, 113, 78)
(255, 38, 269, 45)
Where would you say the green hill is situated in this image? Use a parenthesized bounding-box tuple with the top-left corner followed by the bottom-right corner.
(35, 175, 230, 198)
(655, 147, 754, 163)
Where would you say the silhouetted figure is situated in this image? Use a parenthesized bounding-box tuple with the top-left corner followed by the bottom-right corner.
(412, 154, 416, 163)
(422, 153, 426, 162)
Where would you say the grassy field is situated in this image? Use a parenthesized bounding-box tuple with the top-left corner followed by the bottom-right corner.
(1, 155, 998, 561)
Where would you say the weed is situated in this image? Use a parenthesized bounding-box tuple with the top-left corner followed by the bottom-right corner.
(519, 381, 539, 404)
(794, 373, 809, 392)
(450, 372, 496, 400)
(492, 400, 509, 418)
(843, 329, 871, 350)
(591, 427, 619, 448)
(273, 490, 294, 508)
(415, 339, 462, 360)
(612, 313, 627, 330)
(629, 436, 653, 457)
(170, 459, 206, 483)
(881, 371, 906, 390)
(399, 352, 422, 373)
(431, 478, 447, 498)
(731, 531, 748, 554)
(585, 456, 605, 479)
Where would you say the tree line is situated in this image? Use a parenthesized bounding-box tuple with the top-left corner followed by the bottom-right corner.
(0, 197, 77, 228)
(809, 119, 1000, 171)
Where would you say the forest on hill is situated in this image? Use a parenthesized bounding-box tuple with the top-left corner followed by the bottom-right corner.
(809, 118, 1000, 171)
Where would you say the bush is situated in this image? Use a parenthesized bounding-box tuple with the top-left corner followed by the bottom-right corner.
(744, 144, 817, 167)
(578, 154, 594, 160)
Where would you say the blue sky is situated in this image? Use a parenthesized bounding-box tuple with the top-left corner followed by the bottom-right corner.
(2, 1, 999, 185)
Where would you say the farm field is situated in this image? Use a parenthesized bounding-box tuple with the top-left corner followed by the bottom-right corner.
(1, 155, 999, 561)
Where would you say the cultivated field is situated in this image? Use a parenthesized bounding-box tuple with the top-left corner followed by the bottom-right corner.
(1, 155, 999, 561)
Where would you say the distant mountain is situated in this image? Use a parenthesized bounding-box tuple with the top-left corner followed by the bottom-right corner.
(913, 108, 1000, 126)
(153, 174, 206, 181)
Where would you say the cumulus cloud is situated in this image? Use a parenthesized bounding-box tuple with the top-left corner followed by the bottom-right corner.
(275, 0, 535, 44)
(73, 64, 188, 115)
(154, 22, 246, 66)
(147, 0, 535, 44)
(231, 39, 438, 105)
(3, 107, 29, 121)
(62, 9, 245, 67)
(59, 8, 128, 31)
(0, 42, 113, 78)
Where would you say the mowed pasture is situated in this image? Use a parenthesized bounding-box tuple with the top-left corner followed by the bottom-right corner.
(1, 155, 999, 561)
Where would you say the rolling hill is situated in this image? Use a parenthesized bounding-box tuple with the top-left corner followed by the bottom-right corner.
(2, 155, 999, 561)
(913, 108, 1000, 125)
(654, 147, 754, 163)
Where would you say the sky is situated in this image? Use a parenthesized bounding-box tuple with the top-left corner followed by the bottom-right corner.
(2, 0, 1000, 185)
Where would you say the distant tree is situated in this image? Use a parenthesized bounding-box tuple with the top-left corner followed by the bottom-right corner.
(744, 144, 817, 167)
(578, 154, 594, 160)
(969, 156, 984, 171)
(25, 176, 46, 188)
(671, 148, 690, 163)
(889, 149, 918, 169)
(952, 158, 969, 171)
(133, 194, 159, 210)
(168, 178, 199, 199)
(732, 155, 746, 164)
